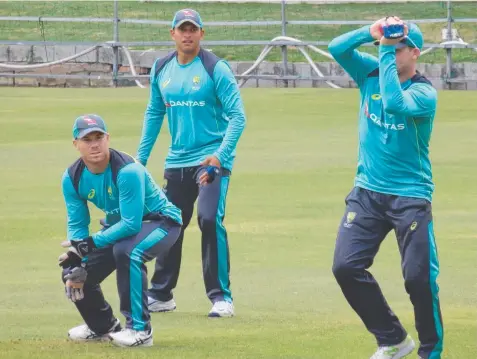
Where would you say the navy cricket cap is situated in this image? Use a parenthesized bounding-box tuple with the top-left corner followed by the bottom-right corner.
(171, 9, 203, 29)
(73, 114, 108, 139)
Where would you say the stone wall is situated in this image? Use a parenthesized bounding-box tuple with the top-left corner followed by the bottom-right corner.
(1, 45, 476, 90)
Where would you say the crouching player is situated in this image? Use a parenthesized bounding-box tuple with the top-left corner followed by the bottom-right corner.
(59, 114, 182, 347)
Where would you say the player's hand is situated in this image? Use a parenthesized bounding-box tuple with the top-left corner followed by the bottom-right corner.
(380, 17, 408, 45)
(64, 266, 87, 302)
(58, 249, 82, 269)
(199, 156, 221, 185)
(99, 218, 110, 229)
(61, 236, 97, 258)
(370, 17, 387, 40)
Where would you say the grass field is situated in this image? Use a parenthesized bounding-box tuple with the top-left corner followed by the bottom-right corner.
(0, 86, 476, 358)
(0, 1, 476, 63)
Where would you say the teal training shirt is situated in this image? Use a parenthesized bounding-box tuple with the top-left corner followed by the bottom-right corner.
(328, 26, 437, 202)
(136, 49, 246, 170)
(62, 160, 182, 248)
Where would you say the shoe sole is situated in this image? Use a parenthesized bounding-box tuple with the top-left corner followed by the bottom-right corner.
(109, 336, 153, 348)
(148, 300, 176, 313)
(68, 334, 111, 342)
(148, 305, 176, 313)
(208, 312, 234, 318)
(68, 320, 121, 342)
(392, 342, 415, 359)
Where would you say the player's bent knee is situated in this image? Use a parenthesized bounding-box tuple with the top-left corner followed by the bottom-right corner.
(404, 276, 431, 292)
(332, 261, 360, 282)
(181, 211, 194, 229)
(198, 214, 217, 231)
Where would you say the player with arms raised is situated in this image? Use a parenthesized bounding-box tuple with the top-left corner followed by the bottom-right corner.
(329, 17, 443, 359)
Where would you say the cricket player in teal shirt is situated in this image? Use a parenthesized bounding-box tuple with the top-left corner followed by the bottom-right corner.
(329, 17, 443, 359)
(59, 114, 182, 347)
(136, 9, 246, 318)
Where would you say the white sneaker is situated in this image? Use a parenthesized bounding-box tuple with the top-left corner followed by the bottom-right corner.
(147, 297, 176, 313)
(109, 328, 153, 347)
(370, 335, 416, 359)
(68, 318, 120, 342)
(208, 300, 234, 318)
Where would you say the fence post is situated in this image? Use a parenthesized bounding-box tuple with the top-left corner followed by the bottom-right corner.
(281, 0, 288, 88)
(445, 0, 453, 89)
(112, 0, 120, 87)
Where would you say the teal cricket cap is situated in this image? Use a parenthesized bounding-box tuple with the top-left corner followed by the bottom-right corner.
(171, 9, 203, 29)
(399, 23, 424, 50)
(73, 114, 108, 139)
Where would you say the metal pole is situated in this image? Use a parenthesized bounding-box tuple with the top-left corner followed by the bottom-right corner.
(445, 0, 453, 89)
(113, 0, 119, 87)
(281, 0, 288, 88)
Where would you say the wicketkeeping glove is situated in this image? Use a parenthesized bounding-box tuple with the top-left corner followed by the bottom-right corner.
(58, 249, 82, 269)
(64, 265, 87, 303)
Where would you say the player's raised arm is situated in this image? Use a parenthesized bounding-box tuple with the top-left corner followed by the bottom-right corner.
(136, 60, 166, 166)
(328, 20, 384, 87)
(378, 19, 437, 118)
(379, 50, 436, 118)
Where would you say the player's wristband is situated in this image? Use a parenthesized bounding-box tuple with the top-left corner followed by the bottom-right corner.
(206, 166, 220, 183)
(382, 23, 404, 39)
(71, 236, 97, 257)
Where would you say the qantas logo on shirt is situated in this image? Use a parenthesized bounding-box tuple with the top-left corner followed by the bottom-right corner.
(364, 103, 405, 131)
(165, 100, 206, 107)
(105, 208, 120, 216)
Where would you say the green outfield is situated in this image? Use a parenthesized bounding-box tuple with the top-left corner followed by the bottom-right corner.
(0, 87, 476, 358)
